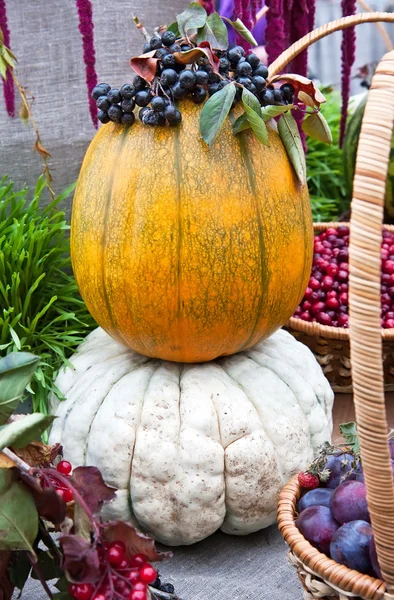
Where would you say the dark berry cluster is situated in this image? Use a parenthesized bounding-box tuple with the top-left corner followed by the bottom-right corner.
(92, 30, 295, 129)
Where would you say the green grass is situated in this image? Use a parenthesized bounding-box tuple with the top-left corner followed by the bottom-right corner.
(0, 176, 96, 415)
(306, 90, 349, 222)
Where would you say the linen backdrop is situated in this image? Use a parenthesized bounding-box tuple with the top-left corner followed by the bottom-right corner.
(0, 0, 188, 205)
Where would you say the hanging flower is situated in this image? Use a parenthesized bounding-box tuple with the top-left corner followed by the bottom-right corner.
(0, 0, 15, 117)
(265, 0, 286, 65)
(75, 0, 98, 129)
(339, 0, 357, 146)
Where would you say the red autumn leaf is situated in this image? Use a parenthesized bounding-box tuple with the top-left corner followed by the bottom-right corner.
(269, 73, 326, 108)
(196, 41, 220, 74)
(130, 50, 158, 83)
(102, 521, 172, 563)
(19, 471, 67, 526)
(71, 466, 117, 516)
(59, 535, 101, 584)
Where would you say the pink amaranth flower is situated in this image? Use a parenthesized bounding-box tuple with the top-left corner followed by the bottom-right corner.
(339, 0, 357, 146)
(75, 0, 98, 128)
(265, 0, 286, 65)
(0, 0, 15, 117)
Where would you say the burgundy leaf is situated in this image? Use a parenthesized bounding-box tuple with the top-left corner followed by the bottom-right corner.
(103, 521, 172, 563)
(130, 50, 159, 83)
(197, 41, 221, 73)
(59, 535, 100, 584)
(71, 466, 116, 516)
(269, 73, 326, 107)
(19, 471, 66, 526)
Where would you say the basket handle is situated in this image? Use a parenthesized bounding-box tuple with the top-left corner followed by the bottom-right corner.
(268, 12, 394, 77)
(349, 52, 394, 590)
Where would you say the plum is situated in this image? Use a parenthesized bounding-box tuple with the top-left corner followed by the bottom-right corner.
(330, 520, 373, 574)
(296, 506, 339, 555)
(330, 480, 370, 524)
(298, 488, 334, 512)
(325, 453, 356, 488)
(369, 537, 383, 579)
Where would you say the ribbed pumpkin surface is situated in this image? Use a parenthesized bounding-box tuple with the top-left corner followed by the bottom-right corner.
(71, 100, 312, 362)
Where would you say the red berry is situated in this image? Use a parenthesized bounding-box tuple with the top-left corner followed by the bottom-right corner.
(337, 226, 349, 237)
(304, 287, 313, 299)
(69, 583, 94, 600)
(326, 264, 339, 277)
(139, 564, 157, 584)
(132, 582, 147, 592)
(129, 592, 146, 600)
(298, 472, 319, 489)
(339, 292, 348, 305)
(300, 311, 311, 322)
(126, 569, 140, 584)
(326, 228, 338, 236)
(314, 242, 325, 254)
(107, 545, 125, 566)
(311, 301, 325, 316)
(57, 460, 72, 475)
(110, 541, 126, 553)
(130, 554, 147, 568)
(384, 260, 394, 274)
(63, 488, 74, 503)
(117, 559, 130, 571)
(337, 270, 348, 282)
(309, 277, 321, 290)
(384, 319, 394, 328)
(92, 595, 107, 600)
(302, 300, 312, 311)
(321, 276, 334, 291)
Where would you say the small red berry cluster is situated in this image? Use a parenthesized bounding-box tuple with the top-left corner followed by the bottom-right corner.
(293, 226, 394, 328)
(68, 545, 157, 600)
(40, 460, 74, 502)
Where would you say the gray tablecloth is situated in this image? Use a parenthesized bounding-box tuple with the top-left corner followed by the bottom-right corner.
(12, 526, 302, 599)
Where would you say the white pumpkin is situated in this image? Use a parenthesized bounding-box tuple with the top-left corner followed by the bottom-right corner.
(49, 327, 333, 546)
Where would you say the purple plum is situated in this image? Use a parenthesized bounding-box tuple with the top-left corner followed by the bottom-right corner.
(330, 520, 373, 574)
(369, 537, 383, 579)
(298, 488, 334, 512)
(296, 506, 339, 555)
(330, 480, 370, 524)
(325, 453, 356, 489)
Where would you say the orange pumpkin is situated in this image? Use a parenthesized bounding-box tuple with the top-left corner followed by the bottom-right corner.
(71, 100, 312, 362)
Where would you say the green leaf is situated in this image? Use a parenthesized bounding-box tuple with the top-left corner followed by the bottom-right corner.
(166, 22, 180, 36)
(242, 88, 269, 145)
(260, 104, 294, 121)
(0, 413, 55, 451)
(302, 111, 333, 145)
(9, 550, 31, 590)
(177, 2, 207, 37)
(0, 56, 7, 80)
(0, 469, 38, 551)
(196, 12, 228, 49)
(31, 549, 63, 581)
(9, 326, 21, 350)
(233, 112, 251, 134)
(339, 421, 360, 454)
(277, 113, 307, 185)
(0, 353, 40, 425)
(222, 17, 258, 46)
(200, 82, 236, 146)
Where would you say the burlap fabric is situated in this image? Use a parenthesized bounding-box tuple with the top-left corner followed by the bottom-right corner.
(12, 526, 301, 599)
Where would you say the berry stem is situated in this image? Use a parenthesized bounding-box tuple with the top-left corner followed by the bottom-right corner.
(2, 447, 31, 471)
(133, 15, 151, 42)
(28, 553, 54, 599)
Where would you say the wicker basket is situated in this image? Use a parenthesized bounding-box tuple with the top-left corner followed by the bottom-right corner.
(287, 222, 394, 393)
(273, 13, 394, 600)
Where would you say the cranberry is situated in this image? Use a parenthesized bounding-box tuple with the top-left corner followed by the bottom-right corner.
(311, 301, 326, 316)
(326, 297, 339, 309)
(317, 312, 332, 326)
(57, 460, 72, 475)
(386, 311, 394, 319)
(382, 273, 391, 284)
(300, 311, 311, 321)
(384, 260, 394, 274)
(339, 292, 348, 305)
(107, 544, 125, 566)
(327, 235, 337, 244)
(303, 301, 312, 311)
(130, 554, 147, 568)
(337, 270, 348, 282)
(382, 285, 388, 294)
(337, 226, 349, 237)
(314, 242, 325, 253)
(309, 278, 321, 290)
(322, 276, 334, 291)
(338, 314, 349, 327)
(382, 292, 391, 305)
(384, 319, 394, 328)
(304, 287, 313, 299)
(326, 264, 339, 277)
(388, 287, 394, 298)
(338, 305, 348, 314)
(69, 584, 94, 600)
(338, 249, 349, 261)
(313, 271, 323, 281)
(310, 292, 319, 302)
(327, 290, 337, 298)
(139, 564, 157, 584)
(339, 283, 348, 292)
(322, 240, 332, 249)
(382, 249, 389, 261)
(326, 228, 338, 236)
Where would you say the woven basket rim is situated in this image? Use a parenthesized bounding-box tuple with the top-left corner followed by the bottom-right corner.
(289, 222, 394, 341)
(277, 476, 387, 600)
